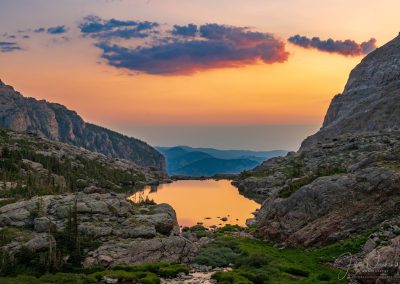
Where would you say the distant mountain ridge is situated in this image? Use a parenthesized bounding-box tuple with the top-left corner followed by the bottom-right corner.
(0, 80, 165, 172)
(157, 146, 287, 176)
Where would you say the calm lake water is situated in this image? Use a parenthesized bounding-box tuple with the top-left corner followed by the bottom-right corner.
(129, 179, 260, 227)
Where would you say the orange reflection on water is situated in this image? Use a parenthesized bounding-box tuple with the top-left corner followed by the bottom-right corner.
(129, 179, 260, 227)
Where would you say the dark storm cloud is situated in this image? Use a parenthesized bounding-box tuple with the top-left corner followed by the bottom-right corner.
(0, 41, 22, 52)
(288, 35, 377, 56)
(79, 15, 159, 39)
(95, 23, 288, 75)
(171, 24, 198, 37)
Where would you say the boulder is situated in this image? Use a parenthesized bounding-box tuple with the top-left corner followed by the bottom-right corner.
(83, 236, 197, 267)
(0, 192, 192, 267)
(25, 233, 55, 252)
(34, 217, 55, 233)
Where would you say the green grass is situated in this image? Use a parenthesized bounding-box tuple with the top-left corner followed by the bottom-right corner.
(0, 262, 188, 283)
(0, 228, 31, 246)
(91, 270, 160, 283)
(194, 234, 371, 283)
(0, 273, 96, 284)
(111, 262, 189, 278)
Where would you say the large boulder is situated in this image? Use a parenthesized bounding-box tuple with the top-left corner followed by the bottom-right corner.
(83, 236, 197, 267)
(0, 192, 193, 266)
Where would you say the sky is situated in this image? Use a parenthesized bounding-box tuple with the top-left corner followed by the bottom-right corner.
(0, 0, 399, 150)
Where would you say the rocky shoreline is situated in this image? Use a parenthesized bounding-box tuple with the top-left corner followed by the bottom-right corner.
(231, 34, 400, 282)
(0, 191, 202, 268)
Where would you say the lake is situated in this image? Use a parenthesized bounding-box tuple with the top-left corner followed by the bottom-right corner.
(129, 179, 260, 228)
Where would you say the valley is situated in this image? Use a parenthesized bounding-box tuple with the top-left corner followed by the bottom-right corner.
(157, 146, 287, 177)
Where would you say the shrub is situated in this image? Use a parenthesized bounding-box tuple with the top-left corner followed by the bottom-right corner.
(216, 225, 244, 234)
(39, 272, 96, 283)
(0, 275, 40, 284)
(211, 271, 253, 284)
(92, 270, 140, 281)
(317, 273, 331, 281)
(194, 237, 244, 267)
(139, 274, 161, 284)
(235, 253, 270, 268)
(237, 269, 270, 284)
(111, 262, 188, 278)
(283, 267, 310, 277)
(158, 264, 189, 278)
(0, 273, 97, 284)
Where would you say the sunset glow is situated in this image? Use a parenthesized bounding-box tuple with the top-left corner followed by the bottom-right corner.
(1, 0, 399, 149)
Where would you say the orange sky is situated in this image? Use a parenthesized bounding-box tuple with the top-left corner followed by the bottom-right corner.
(1, 0, 399, 149)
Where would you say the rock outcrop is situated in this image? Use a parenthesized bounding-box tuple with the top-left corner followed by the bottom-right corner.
(0, 80, 165, 172)
(0, 192, 197, 266)
(234, 34, 400, 248)
(302, 34, 400, 149)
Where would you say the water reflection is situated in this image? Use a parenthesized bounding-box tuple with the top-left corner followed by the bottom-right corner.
(129, 179, 259, 227)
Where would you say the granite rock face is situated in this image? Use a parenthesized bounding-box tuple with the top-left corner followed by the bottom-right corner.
(0, 193, 197, 266)
(302, 34, 400, 149)
(0, 80, 165, 172)
(234, 34, 400, 247)
(237, 132, 400, 246)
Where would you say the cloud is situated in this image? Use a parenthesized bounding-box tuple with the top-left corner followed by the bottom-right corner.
(34, 26, 68, 35)
(0, 41, 21, 52)
(47, 25, 68, 34)
(288, 35, 377, 56)
(95, 23, 288, 75)
(34, 28, 46, 33)
(79, 15, 159, 39)
(171, 24, 197, 37)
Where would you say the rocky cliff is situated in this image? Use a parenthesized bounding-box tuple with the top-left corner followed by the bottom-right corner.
(0, 80, 165, 172)
(302, 34, 400, 148)
(234, 34, 400, 248)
